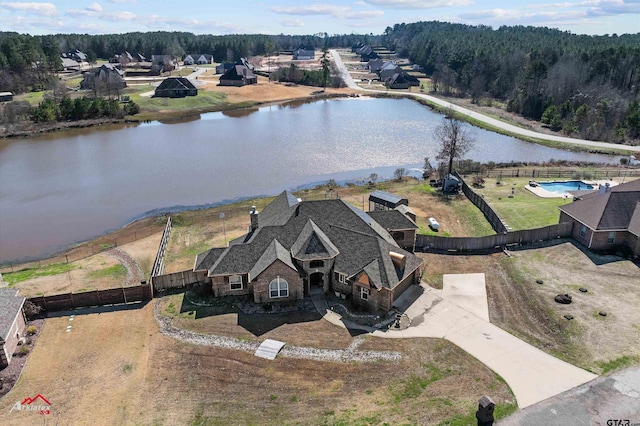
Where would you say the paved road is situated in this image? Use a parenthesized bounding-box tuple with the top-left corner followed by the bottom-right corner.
(498, 366, 640, 425)
(330, 50, 639, 153)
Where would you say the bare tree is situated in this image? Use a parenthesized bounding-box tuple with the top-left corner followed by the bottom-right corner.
(434, 107, 476, 175)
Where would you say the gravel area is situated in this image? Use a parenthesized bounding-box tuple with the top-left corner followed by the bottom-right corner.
(106, 247, 144, 286)
(154, 301, 400, 363)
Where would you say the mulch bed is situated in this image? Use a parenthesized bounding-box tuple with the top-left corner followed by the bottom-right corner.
(0, 318, 44, 399)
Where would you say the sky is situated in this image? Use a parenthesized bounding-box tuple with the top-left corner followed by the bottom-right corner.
(0, 0, 638, 36)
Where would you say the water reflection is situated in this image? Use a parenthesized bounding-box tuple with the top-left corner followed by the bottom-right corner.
(0, 97, 617, 263)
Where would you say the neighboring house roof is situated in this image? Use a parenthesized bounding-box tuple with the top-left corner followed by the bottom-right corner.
(367, 210, 418, 231)
(0, 288, 25, 341)
(370, 190, 408, 206)
(386, 73, 411, 88)
(154, 77, 197, 97)
(198, 191, 422, 290)
(61, 57, 81, 69)
(221, 64, 257, 81)
(559, 179, 640, 231)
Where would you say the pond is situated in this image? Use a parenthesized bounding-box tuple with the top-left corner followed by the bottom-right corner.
(0, 97, 618, 263)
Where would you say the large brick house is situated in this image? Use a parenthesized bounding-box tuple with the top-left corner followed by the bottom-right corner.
(194, 191, 423, 312)
(0, 288, 26, 369)
(559, 179, 640, 256)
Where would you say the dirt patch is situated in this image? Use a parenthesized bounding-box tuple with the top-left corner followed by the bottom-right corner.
(9, 252, 123, 297)
(504, 242, 640, 371)
(199, 75, 356, 105)
(0, 303, 512, 425)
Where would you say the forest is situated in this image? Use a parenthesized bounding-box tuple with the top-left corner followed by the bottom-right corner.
(1, 24, 638, 143)
(383, 22, 640, 143)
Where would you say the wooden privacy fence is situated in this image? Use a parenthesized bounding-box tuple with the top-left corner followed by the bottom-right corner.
(151, 217, 172, 278)
(417, 222, 574, 252)
(455, 172, 509, 233)
(151, 270, 206, 293)
(458, 168, 640, 180)
(28, 282, 152, 312)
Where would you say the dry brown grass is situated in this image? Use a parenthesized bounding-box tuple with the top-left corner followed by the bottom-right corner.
(198, 75, 356, 105)
(0, 302, 513, 425)
(5, 232, 162, 297)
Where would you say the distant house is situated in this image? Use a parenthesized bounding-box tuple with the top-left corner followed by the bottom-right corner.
(385, 73, 411, 89)
(368, 58, 384, 73)
(351, 42, 365, 53)
(293, 46, 315, 60)
(194, 191, 423, 312)
(150, 55, 178, 75)
(110, 51, 146, 66)
(359, 45, 379, 62)
(61, 57, 81, 71)
(559, 179, 640, 256)
(80, 64, 126, 91)
(378, 62, 402, 81)
(63, 49, 88, 63)
(0, 92, 14, 102)
(219, 60, 257, 86)
(183, 54, 214, 65)
(0, 288, 26, 369)
(154, 77, 197, 98)
(215, 62, 235, 74)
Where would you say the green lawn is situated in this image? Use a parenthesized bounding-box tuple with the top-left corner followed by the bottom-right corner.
(127, 87, 229, 115)
(2, 262, 76, 286)
(471, 176, 571, 230)
(16, 91, 46, 106)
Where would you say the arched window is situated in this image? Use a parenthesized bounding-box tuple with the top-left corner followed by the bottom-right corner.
(310, 260, 324, 268)
(269, 276, 289, 298)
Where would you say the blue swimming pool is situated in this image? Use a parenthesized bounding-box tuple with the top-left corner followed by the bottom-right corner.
(538, 180, 594, 193)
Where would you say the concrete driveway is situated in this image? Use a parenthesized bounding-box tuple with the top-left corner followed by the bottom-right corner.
(370, 274, 598, 409)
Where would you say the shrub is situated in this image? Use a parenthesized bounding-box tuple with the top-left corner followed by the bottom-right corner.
(26, 325, 37, 335)
(23, 300, 43, 319)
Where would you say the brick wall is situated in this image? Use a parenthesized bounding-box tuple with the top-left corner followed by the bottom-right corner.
(251, 261, 303, 303)
(391, 229, 416, 250)
(211, 274, 252, 297)
(1, 307, 26, 368)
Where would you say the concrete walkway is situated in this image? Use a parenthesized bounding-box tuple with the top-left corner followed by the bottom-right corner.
(330, 50, 639, 153)
(311, 274, 597, 409)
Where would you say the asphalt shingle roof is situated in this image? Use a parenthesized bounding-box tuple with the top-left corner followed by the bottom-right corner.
(197, 191, 422, 290)
(0, 288, 25, 341)
(559, 179, 640, 230)
(368, 210, 418, 231)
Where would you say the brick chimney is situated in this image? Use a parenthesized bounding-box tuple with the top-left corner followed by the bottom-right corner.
(250, 206, 259, 232)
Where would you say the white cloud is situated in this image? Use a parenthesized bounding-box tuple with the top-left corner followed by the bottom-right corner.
(1, 2, 58, 16)
(86, 3, 103, 12)
(459, 0, 639, 27)
(277, 18, 306, 27)
(270, 4, 352, 17)
(345, 10, 385, 19)
(270, 3, 384, 20)
(362, 0, 474, 9)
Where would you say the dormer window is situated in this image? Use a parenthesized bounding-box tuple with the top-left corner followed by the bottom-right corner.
(338, 273, 347, 284)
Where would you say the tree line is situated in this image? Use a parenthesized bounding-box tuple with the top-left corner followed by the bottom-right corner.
(0, 31, 375, 94)
(383, 21, 640, 143)
(30, 96, 139, 123)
